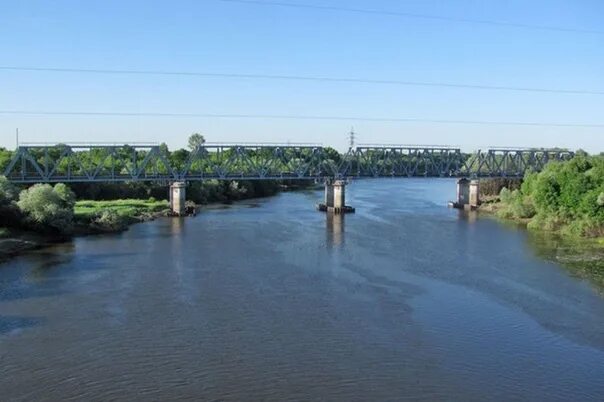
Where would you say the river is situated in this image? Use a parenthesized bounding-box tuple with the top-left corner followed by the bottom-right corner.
(1, 179, 603, 401)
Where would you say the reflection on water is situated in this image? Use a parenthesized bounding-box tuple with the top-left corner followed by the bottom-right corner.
(476, 212, 604, 292)
(325, 213, 344, 247)
(1, 179, 604, 401)
(169, 215, 184, 235)
(526, 231, 604, 291)
(458, 210, 478, 223)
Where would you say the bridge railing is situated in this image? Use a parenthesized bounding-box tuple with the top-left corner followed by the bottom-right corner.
(2, 143, 574, 183)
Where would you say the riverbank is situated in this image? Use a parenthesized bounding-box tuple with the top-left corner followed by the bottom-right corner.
(0, 199, 171, 262)
(73, 199, 171, 234)
(0, 175, 318, 264)
(0, 228, 68, 263)
(478, 194, 604, 241)
(476, 157, 604, 289)
(478, 196, 604, 290)
(0, 180, 316, 263)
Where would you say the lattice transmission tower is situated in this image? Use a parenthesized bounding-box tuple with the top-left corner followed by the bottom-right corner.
(348, 127, 356, 150)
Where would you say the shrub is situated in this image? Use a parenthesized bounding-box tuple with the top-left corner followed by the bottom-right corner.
(495, 154, 604, 237)
(480, 178, 521, 197)
(17, 183, 76, 233)
(527, 213, 565, 232)
(0, 176, 18, 205)
(497, 188, 536, 220)
(499, 187, 513, 204)
(227, 181, 247, 200)
(0, 176, 23, 228)
(91, 209, 128, 232)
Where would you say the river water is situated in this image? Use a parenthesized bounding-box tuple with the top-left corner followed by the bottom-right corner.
(1, 179, 603, 401)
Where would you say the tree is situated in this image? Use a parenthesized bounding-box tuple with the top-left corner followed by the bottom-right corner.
(170, 149, 191, 171)
(0, 176, 18, 205)
(159, 142, 169, 156)
(0, 176, 22, 228)
(0, 148, 13, 173)
(18, 183, 76, 233)
(188, 133, 205, 150)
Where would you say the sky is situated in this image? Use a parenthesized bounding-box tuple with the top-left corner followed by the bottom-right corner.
(0, 0, 603, 152)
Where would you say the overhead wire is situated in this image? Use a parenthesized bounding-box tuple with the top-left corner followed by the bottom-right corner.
(217, 0, 604, 35)
(1, 66, 602, 95)
(0, 110, 602, 128)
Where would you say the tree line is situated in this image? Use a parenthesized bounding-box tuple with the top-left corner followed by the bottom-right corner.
(0, 134, 311, 235)
(495, 152, 604, 237)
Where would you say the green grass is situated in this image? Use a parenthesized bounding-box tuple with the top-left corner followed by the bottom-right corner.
(74, 199, 169, 220)
(0, 227, 8, 238)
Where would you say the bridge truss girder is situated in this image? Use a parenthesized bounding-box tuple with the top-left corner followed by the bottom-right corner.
(2, 144, 574, 183)
(461, 148, 574, 178)
(3, 145, 178, 183)
(344, 147, 465, 178)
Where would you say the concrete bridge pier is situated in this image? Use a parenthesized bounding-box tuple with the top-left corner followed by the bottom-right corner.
(169, 182, 187, 216)
(318, 179, 355, 214)
(449, 178, 480, 210)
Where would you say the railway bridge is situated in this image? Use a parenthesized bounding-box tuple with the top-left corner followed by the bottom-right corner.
(3, 143, 574, 214)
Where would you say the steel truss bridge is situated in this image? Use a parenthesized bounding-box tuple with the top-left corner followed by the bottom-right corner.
(3, 143, 574, 183)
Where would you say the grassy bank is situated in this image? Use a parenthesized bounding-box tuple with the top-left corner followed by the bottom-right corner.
(74, 199, 169, 220)
(0, 199, 171, 262)
(480, 191, 604, 243)
(74, 199, 170, 233)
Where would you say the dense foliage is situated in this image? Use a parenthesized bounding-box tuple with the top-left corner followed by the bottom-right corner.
(17, 183, 76, 233)
(0, 147, 13, 173)
(74, 199, 169, 220)
(496, 154, 604, 237)
(0, 176, 22, 228)
(479, 177, 522, 197)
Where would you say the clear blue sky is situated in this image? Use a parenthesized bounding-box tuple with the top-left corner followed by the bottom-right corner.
(1, 0, 603, 152)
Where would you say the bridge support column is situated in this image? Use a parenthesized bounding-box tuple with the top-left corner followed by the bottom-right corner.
(317, 179, 355, 214)
(450, 178, 480, 210)
(169, 182, 186, 216)
(469, 179, 480, 208)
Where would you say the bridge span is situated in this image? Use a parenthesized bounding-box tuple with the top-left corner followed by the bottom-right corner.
(3, 143, 573, 183)
(2, 143, 573, 215)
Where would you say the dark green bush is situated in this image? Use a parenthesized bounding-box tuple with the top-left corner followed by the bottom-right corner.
(497, 154, 604, 237)
(17, 183, 76, 233)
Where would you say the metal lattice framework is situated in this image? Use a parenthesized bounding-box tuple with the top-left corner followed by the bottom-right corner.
(460, 148, 575, 177)
(343, 146, 466, 177)
(2, 143, 574, 183)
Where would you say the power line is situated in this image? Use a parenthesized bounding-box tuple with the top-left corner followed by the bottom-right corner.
(218, 0, 603, 35)
(1, 109, 602, 128)
(1, 66, 602, 95)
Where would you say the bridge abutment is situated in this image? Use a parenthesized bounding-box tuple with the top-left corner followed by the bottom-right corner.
(169, 182, 187, 216)
(318, 179, 355, 214)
